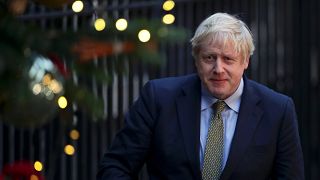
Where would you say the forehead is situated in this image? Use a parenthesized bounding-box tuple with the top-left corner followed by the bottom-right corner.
(199, 37, 238, 56)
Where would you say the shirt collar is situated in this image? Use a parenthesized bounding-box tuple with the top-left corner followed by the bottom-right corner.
(201, 78, 244, 113)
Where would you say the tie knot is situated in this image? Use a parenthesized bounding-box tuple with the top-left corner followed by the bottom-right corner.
(214, 100, 226, 114)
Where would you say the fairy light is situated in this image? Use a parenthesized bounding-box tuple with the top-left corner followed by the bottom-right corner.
(58, 96, 68, 109)
(163, 0, 175, 11)
(34, 161, 43, 172)
(94, 18, 106, 31)
(70, 129, 80, 140)
(138, 29, 151, 42)
(49, 79, 62, 94)
(64, 144, 75, 155)
(42, 74, 51, 85)
(115, 18, 128, 31)
(72, 0, 84, 13)
(30, 175, 39, 180)
(162, 14, 175, 24)
(32, 83, 42, 95)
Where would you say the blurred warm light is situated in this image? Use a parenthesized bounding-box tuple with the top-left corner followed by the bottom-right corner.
(162, 14, 175, 24)
(30, 175, 39, 180)
(138, 29, 151, 42)
(72, 0, 84, 13)
(42, 74, 51, 85)
(64, 144, 75, 155)
(115, 18, 128, 31)
(70, 129, 80, 140)
(163, 0, 175, 11)
(49, 79, 62, 94)
(29, 55, 64, 98)
(34, 161, 43, 171)
(8, 0, 28, 15)
(94, 18, 106, 31)
(32, 83, 42, 95)
(58, 96, 68, 109)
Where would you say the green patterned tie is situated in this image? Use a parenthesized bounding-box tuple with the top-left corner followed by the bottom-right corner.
(202, 101, 226, 180)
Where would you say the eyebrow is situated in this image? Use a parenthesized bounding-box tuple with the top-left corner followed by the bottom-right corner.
(201, 51, 237, 58)
(223, 53, 236, 58)
(221, 51, 239, 58)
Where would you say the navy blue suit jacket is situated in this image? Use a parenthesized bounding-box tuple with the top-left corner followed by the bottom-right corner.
(97, 74, 304, 180)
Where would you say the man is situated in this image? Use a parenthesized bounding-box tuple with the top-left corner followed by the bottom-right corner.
(97, 12, 304, 180)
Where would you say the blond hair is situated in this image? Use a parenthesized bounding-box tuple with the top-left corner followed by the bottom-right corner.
(190, 13, 255, 60)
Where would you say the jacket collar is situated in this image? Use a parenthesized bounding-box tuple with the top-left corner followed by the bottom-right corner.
(176, 74, 202, 180)
(220, 76, 264, 179)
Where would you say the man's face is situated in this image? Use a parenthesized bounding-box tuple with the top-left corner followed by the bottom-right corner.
(195, 38, 249, 100)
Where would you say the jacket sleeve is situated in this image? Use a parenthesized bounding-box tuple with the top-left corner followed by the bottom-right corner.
(97, 81, 157, 180)
(271, 98, 305, 179)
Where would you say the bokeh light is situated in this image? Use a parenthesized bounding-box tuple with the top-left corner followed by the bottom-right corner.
(49, 79, 63, 94)
(32, 83, 42, 95)
(162, 14, 175, 24)
(42, 74, 51, 85)
(163, 0, 175, 11)
(70, 129, 80, 140)
(30, 175, 39, 180)
(58, 96, 68, 109)
(115, 18, 128, 31)
(64, 144, 75, 155)
(34, 161, 43, 171)
(72, 0, 84, 13)
(28, 55, 64, 100)
(138, 29, 151, 42)
(94, 18, 106, 31)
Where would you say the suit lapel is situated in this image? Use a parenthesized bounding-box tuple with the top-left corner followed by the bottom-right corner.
(220, 77, 264, 180)
(176, 75, 202, 180)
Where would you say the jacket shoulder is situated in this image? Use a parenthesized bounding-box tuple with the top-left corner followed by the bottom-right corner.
(246, 79, 293, 104)
(147, 74, 199, 92)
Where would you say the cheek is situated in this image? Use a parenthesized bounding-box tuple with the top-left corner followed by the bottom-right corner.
(197, 64, 211, 73)
(199, 67, 212, 79)
(230, 68, 246, 82)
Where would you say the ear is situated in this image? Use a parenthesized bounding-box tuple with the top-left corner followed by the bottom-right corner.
(244, 57, 250, 69)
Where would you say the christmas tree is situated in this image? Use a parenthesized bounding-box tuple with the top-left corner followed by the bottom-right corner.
(0, 0, 188, 128)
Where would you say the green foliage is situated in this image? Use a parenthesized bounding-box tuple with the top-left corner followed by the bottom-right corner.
(0, 6, 189, 127)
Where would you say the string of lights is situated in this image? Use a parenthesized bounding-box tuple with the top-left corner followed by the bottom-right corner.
(19, 0, 191, 20)
(25, 0, 178, 174)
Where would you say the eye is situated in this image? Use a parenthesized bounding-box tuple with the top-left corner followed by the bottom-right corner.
(206, 55, 213, 60)
(224, 56, 233, 60)
(202, 54, 216, 63)
(224, 56, 235, 63)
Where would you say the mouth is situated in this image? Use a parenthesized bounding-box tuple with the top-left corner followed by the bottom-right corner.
(210, 78, 227, 82)
(209, 78, 227, 85)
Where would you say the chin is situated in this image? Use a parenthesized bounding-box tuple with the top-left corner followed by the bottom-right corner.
(213, 94, 226, 100)
(208, 90, 226, 99)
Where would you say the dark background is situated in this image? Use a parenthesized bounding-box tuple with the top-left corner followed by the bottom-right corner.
(0, 0, 319, 179)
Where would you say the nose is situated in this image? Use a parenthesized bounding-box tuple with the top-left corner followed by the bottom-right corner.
(213, 57, 224, 74)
